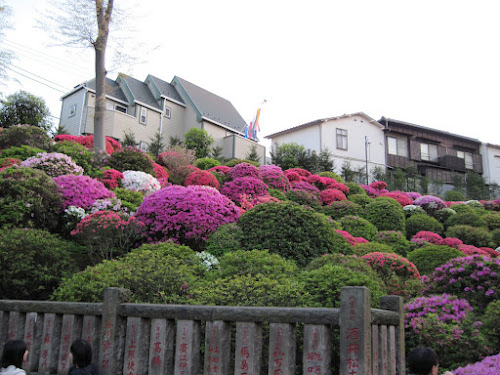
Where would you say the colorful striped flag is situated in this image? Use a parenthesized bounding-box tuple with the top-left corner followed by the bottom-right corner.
(248, 100, 266, 139)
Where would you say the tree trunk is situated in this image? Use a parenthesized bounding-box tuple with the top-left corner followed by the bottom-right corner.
(93, 0, 113, 153)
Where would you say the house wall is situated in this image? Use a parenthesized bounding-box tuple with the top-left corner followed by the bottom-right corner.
(59, 89, 87, 135)
(222, 135, 266, 162)
(161, 101, 189, 143)
(270, 124, 321, 153)
(481, 144, 500, 186)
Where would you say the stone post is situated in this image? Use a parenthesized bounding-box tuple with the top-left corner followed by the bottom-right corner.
(7, 311, 25, 340)
(57, 314, 82, 375)
(340, 287, 372, 375)
(174, 320, 201, 375)
(38, 313, 62, 374)
(148, 319, 175, 375)
(82, 315, 101, 364)
(24, 312, 42, 372)
(380, 295, 405, 375)
(234, 322, 262, 375)
(123, 317, 150, 375)
(302, 324, 331, 375)
(204, 320, 231, 375)
(268, 323, 296, 375)
(99, 287, 131, 375)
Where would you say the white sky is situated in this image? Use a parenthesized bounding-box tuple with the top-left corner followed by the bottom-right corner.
(3, 0, 500, 151)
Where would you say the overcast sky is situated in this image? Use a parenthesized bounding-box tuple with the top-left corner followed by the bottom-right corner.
(3, 0, 500, 150)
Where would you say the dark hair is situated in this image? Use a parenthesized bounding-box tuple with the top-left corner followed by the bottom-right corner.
(70, 339, 92, 368)
(407, 347, 439, 374)
(1, 340, 27, 369)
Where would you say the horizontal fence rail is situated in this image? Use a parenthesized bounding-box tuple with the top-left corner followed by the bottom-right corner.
(0, 287, 405, 375)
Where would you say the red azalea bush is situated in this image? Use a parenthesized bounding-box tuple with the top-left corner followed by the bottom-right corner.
(227, 162, 262, 180)
(411, 231, 444, 246)
(184, 169, 220, 189)
(136, 185, 240, 249)
(320, 188, 347, 205)
(440, 237, 464, 249)
(99, 169, 124, 189)
(284, 171, 301, 182)
(208, 165, 231, 174)
(152, 162, 169, 187)
(54, 134, 121, 154)
(336, 230, 367, 246)
(157, 148, 196, 185)
(285, 168, 311, 178)
(0, 157, 21, 172)
(53, 174, 115, 210)
(259, 165, 291, 192)
(327, 181, 350, 195)
(479, 247, 499, 258)
(70, 210, 144, 262)
(221, 177, 268, 204)
(458, 244, 491, 257)
(240, 193, 281, 212)
(379, 191, 413, 206)
(370, 180, 388, 191)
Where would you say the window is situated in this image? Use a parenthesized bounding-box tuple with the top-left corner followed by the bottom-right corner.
(336, 128, 348, 150)
(387, 136, 408, 157)
(420, 143, 438, 162)
(164, 105, 171, 118)
(115, 104, 127, 114)
(457, 151, 474, 169)
(69, 104, 76, 118)
(139, 107, 147, 124)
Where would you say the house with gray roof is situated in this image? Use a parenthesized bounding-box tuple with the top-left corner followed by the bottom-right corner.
(59, 74, 265, 161)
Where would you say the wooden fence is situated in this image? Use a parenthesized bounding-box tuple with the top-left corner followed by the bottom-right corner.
(0, 286, 405, 375)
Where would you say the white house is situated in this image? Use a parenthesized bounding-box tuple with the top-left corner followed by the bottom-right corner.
(481, 143, 500, 187)
(265, 112, 386, 182)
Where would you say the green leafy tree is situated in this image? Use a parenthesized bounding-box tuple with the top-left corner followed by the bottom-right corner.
(340, 161, 356, 182)
(184, 128, 214, 158)
(466, 171, 489, 200)
(317, 148, 335, 173)
(121, 130, 138, 147)
(210, 145, 224, 161)
(245, 144, 260, 163)
(0, 91, 52, 131)
(169, 135, 183, 147)
(270, 142, 308, 170)
(147, 131, 165, 157)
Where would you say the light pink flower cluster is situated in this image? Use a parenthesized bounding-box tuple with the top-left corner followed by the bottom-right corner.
(21, 152, 83, 177)
(122, 170, 161, 196)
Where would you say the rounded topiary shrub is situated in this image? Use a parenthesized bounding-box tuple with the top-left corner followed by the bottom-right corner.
(379, 191, 413, 207)
(351, 242, 395, 256)
(227, 162, 262, 180)
(107, 146, 155, 175)
(300, 264, 385, 307)
(406, 244, 463, 275)
(435, 207, 457, 224)
(221, 177, 268, 204)
(0, 125, 53, 150)
(345, 182, 365, 196)
(403, 205, 427, 218)
(194, 157, 220, 170)
(348, 193, 373, 207)
(204, 223, 243, 257)
(339, 215, 378, 241)
(184, 169, 220, 189)
(0, 145, 45, 160)
(375, 230, 411, 256)
(481, 212, 500, 231)
(445, 225, 494, 248)
(113, 187, 143, 213)
(285, 189, 322, 209)
(444, 189, 466, 202)
(20, 152, 84, 177)
(444, 211, 486, 228)
(405, 214, 444, 239)
(413, 195, 446, 216)
(238, 202, 351, 266)
(482, 300, 500, 352)
(52, 242, 205, 303)
(225, 159, 260, 168)
(363, 196, 406, 232)
(259, 165, 291, 192)
(0, 166, 63, 230)
(136, 185, 240, 249)
(320, 200, 363, 220)
(319, 171, 344, 183)
(54, 174, 115, 210)
(0, 228, 80, 300)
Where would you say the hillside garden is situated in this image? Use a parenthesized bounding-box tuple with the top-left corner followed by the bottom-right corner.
(1, 125, 500, 374)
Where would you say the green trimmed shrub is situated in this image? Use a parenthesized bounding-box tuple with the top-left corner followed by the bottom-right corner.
(406, 244, 463, 275)
(285, 189, 321, 209)
(52, 242, 205, 303)
(345, 182, 365, 196)
(0, 125, 52, 150)
(477, 212, 500, 231)
(403, 205, 427, 218)
(0, 167, 63, 230)
(445, 225, 494, 248)
(448, 203, 475, 215)
(348, 193, 372, 207)
(107, 146, 155, 174)
(444, 211, 486, 228)
(225, 159, 260, 167)
(482, 300, 500, 352)
(112, 187, 144, 212)
(435, 207, 457, 224)
(338, 215, 378, 241)
(300, 264, 385, 307)
(352, 242, 395, 256)
(0, 228, 80, 300)
(493, 229, 500, 247)
(267, 188, 286, 201)
(0, 145, 45, 160)
(375, 230, 411, 256)
(204, 223, 242, 257)
(238, 202, 351, 266)
(444, 190, 465, 202)
(406, 214, 444, 239)
(320, 200, 363, 220)
(363, 196, 405, 232)
(195, 157, 220, 170)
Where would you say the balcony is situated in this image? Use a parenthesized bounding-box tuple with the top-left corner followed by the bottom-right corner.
(439, 155, 466, 171)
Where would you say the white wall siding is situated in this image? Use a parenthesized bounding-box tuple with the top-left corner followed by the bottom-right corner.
(481, 144, 500, 186)
(59, 89, 86, 135)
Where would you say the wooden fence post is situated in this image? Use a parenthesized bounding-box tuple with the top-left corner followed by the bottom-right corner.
(340, 287, 372, 375)
(380, 296, 405, 375)
(99, 287, 130, 375)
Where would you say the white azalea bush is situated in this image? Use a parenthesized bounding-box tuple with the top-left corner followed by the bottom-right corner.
(122, 170, 161, 196)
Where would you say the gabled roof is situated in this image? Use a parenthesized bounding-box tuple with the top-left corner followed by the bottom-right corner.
(379, 117, 481, 144)
(265, 112, 383, 139)
(61, 78, 129, 104)
(172, 76, 247, 134)
(117, 74, 161, 111)
(147, 75, 185, 106)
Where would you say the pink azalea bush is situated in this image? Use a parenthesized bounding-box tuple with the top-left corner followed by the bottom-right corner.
(184, 169, 220, 189)
(414, 195, 446, 215)
(370, 180, 388, 191)
(152, 162, 169, 187)
(20, 152, 84, 177)
(379, 191, 413, 206)
(208, 165, 231, 174)
(227, 162, 262, 180)
(220, 177, 268, 204)
(239, 193, 281, 213)
(440, 237, 464, 249)
(360, 184, 380, 197)
(136, 185, 240, 248)
(337, 230, 368, 246)
(99, 169, 124, 189)
(284, 171, 302, 182)
(122, 170, 161, 196)
(290, 181, 321, 196)
(411, 231, 444, 246)
(405, 191, 422, 200)
(259, 165, 291, 191)
(284, 168, 311, 178)
(53, 174, 115, 210)
(458, 244, 492, 257)
(320, 188, 347, 205)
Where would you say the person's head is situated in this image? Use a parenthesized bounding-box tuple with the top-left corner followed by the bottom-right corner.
(1, 340, 28, 369)
(407, 347, 439, 375)
(70, 339, 92, 368)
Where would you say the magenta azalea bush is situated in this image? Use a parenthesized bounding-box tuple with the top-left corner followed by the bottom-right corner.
(228, 162, 262, 180)
(122, 170, 161, 196)
(20, 152, 84, 177)
(423, 254, 500, 308)
(221, 177, 268, 204)
(453, 354, 500, 375)
(320, 188, 347, 205)
(405, 294, 473, 326)
(291, 181, 321, 196)
(411, 231, 444, 246)
(53, 175, 115, 210)
(136, 185, 240, 249)
(259, 165, 291, 192)
(414, 195, 446, 215)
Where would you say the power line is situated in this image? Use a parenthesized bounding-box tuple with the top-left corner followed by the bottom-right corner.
(9, 63, 70, 91)
(4, 65, 67, 93)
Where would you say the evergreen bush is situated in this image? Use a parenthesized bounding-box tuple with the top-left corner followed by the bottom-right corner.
(406, 244, 463, 275)
(445, 225, 494, 248)
(376, 230, 411, 256)
(107, 146, 155, 175)
(0, 125, 52, 150)
(363, 196, 406, 232)
(339, 215, 378, 241)
(406, 214, 444, 238)
(204, 223, 243, 257)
